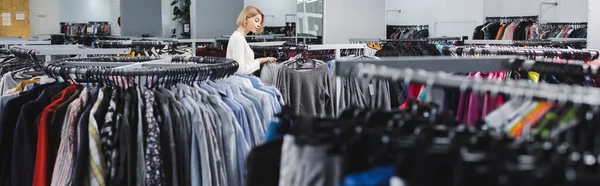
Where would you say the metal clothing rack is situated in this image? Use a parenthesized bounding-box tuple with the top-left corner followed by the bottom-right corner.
(248, 41, 288, 47)
(43, 56, 239, 83)
(485, 15, 539, 22)
(335, 56, 600, 77)
(95, 40, 177, 46)
(464, 40, 514, 45)
(0, 40, 51, 49)
(544, 22, 587, 26)
(12, 45, 130, 62)
(464, 39, 589, 47)
(307, 44, 367, 59)
(349, 38, 381, 44)
(338, 61, 600, 106)
(381, 36, 466, 43)
(388, 25, 429, 29)
(442, 46, 599, 60)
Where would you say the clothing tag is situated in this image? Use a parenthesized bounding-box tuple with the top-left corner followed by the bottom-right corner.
(369, 84, 375, 96)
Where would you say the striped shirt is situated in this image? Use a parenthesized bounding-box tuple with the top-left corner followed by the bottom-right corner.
(51, 87, 89, 186)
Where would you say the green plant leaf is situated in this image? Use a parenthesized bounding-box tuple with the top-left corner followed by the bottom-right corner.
(170, 0, 178, 5)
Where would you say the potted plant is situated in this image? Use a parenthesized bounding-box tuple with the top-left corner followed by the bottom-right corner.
(171, 0, 191, 36)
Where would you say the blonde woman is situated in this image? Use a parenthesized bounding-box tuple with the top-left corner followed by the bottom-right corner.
(227, 6, 277, 75)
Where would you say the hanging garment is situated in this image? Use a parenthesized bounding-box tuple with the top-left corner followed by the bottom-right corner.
(0, 66, 282, 186)
(260, 58, 336, 117)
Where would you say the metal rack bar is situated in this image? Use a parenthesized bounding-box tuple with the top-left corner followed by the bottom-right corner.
(443, 46, 599, 59)
(248, 41, 287, 47)
(13, 45, 130, 61)
(0, 40, 51, 48)
(349, 38, 381, 44)
(464, 40, 514, 45)
(548, 38, 588, 42)
(335, 56, 511, 76)
(382, 37, 463, 42)
(307, 44, 366, 59)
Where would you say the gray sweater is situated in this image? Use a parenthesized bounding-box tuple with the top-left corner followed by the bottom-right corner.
(276, 63, 336, 117)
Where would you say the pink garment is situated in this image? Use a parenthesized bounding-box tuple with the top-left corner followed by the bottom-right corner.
(502, 22, 514, 40)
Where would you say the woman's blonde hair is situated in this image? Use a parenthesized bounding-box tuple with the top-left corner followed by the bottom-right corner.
(237, 6, 265, 33)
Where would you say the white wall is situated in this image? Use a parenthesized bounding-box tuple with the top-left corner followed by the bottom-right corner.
(59, 0, 111, 23)
(588, 0, 599, 50)
(484, 0, 587, 22)
(386, 0, 484, 38)
(386, 0, 589, 38)
(191, 0, 243, 39)
(323, 0, 385, 44)
(244, 0, 296, 26)
(30, 0, 60, 38)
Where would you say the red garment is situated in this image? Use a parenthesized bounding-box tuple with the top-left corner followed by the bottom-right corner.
(32, 85, 79, 186)
(400, 84, 424, 109)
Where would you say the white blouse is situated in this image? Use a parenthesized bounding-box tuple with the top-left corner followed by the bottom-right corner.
(226, 31, 261, 75)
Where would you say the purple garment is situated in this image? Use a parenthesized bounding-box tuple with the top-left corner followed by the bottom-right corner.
(465, 92, 483, 126)
(456, 91, 468, 122)
(456, 73, 476, 123)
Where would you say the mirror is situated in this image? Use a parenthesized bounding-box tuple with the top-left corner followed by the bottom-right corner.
(244, 0, 297, 36)
(296, 0, 323, 37)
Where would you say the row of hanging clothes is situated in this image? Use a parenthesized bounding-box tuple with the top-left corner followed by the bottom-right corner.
(256, 45, 375, 117)
(93, 40, 195, 57)
(364, 42, 599, 124)
(431, 46, 600, 127)
(535, 22, 588, 39)
(386, 25, 430, 40)
(246, 56, 600, 186)
(0, 56, 283, 186)
(374, 37, 465, 57)
(370, 38, 465, 109)
(60, 22, 111, 36)
(0, 47, 47, 95)
(473, 16, 539, 40)
(467, 40, 588, 49)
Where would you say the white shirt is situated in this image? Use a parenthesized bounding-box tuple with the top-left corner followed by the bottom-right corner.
(226, 31, 261, 75)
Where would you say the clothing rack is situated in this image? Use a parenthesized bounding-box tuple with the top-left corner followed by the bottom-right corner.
(387, 24, 429, 29)
(464, 40, 514, 45)
(248, 41, 288, 47)
(485, 15, 539, 22)
(11, 45, 130, 62)
(43, 56, 238, 78)
(381, 36, 465, 42)
(336, 56, 600, 78)
(349, 38, 381, 44)
(544, 22, 587, 26)
(465, 39, 588, 46)
(8, 47, 39, 61)
(335, 57, 600, 105)
(442, 45, 599, 60)
(275, 36, 318, 44)
(512, 39, 588, 46)
(307, 44, 366, 59)
(94, 40, 178, 48)
(0, 39, 51, 49)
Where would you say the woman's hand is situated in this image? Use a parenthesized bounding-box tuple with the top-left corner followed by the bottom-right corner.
(259, 57, 277, 64)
